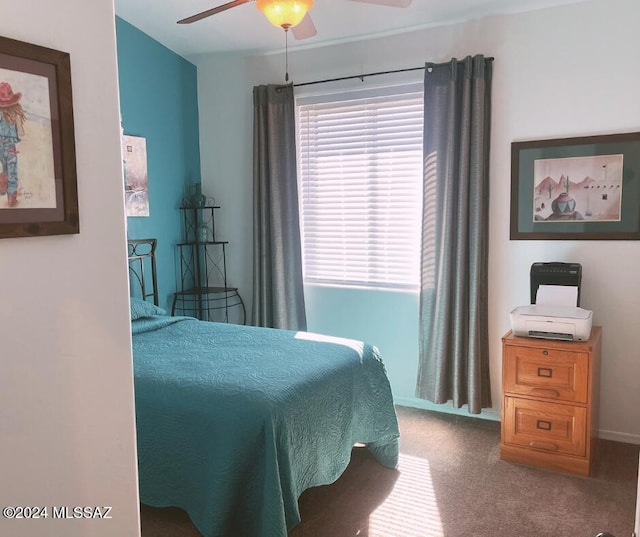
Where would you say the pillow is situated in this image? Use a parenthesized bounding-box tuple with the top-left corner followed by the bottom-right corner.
(130, 297, 166, 320)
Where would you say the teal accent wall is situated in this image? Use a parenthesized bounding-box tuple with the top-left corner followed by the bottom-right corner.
(116, 17, 201, 310)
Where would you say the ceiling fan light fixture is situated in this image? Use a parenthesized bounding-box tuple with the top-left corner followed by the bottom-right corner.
(256, 0, 314, 29)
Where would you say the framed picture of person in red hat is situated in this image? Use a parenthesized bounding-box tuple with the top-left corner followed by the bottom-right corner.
(0, 74, 57, 210)
(0, 35, 78, 239)
(0, 81, 27, 208)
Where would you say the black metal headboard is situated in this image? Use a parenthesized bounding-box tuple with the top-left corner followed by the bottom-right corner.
(128, 238, 159, 306)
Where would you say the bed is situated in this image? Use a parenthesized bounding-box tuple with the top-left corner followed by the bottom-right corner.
(127, 239, 400, 537)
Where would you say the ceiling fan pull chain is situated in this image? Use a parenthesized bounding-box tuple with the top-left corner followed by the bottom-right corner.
(284, 28, 290, 83)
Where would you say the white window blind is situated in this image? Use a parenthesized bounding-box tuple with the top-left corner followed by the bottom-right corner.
(297, 84, 423, 290)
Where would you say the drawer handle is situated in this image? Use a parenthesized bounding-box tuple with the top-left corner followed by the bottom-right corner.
(537, 367, 553, 378)
(529, 440, 558, 451)
(529, 388, 560, 398)
(542, 350, 549, 355)
(536, 420, 552, 431)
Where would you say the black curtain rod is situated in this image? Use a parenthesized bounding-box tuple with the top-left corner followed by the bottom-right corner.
(292, 57, 494, 88)
(293, 66, 425, 88)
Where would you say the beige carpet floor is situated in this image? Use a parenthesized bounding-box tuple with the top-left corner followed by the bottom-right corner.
(141, 405, 639, 537)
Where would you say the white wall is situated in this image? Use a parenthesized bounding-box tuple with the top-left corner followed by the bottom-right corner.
(0, 2, 141, 536)
(196, 54, 255, 316)
(195, 0, 640, 442)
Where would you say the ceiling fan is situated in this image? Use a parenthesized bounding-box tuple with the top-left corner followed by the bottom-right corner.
(177, 0, 413, 41)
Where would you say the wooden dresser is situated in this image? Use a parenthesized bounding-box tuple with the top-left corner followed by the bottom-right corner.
(500, 326, 602, 476)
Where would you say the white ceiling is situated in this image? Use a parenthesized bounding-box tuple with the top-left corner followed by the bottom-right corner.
(114, 0, 591, 58)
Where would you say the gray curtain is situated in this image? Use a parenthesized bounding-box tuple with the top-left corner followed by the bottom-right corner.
(252, 84, 307, 331)
(416, 55, 492, 414)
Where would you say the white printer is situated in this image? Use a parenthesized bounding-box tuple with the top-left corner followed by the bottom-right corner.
(509, 304, 593, 341)
(509, 262, 593, 341)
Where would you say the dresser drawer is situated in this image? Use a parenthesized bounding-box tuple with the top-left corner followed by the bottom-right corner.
(503, 396, 587, 457)
(503, 345, 589, 403)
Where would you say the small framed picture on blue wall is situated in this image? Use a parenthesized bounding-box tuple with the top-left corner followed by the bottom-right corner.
(122, 134, 150, 217)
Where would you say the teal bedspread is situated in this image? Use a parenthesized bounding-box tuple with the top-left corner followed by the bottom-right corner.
(132, 316, 399, 537)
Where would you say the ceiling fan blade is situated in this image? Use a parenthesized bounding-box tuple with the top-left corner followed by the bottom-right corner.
(291, 12, 317, 40)
(346, 0, 412, 7)
(177, 0, 254, 24)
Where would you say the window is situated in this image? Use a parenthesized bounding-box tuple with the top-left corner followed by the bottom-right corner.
(297, 83, 423, 290)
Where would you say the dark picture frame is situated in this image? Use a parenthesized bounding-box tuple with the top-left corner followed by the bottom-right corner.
(510, 132, 640, 240)
(0, 35, 78, 239)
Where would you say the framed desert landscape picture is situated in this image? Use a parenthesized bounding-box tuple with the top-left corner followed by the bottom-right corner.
(510, 132, 640, 240)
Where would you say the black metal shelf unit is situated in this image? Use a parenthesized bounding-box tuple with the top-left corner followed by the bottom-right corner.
(172, 205, 246, 324)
